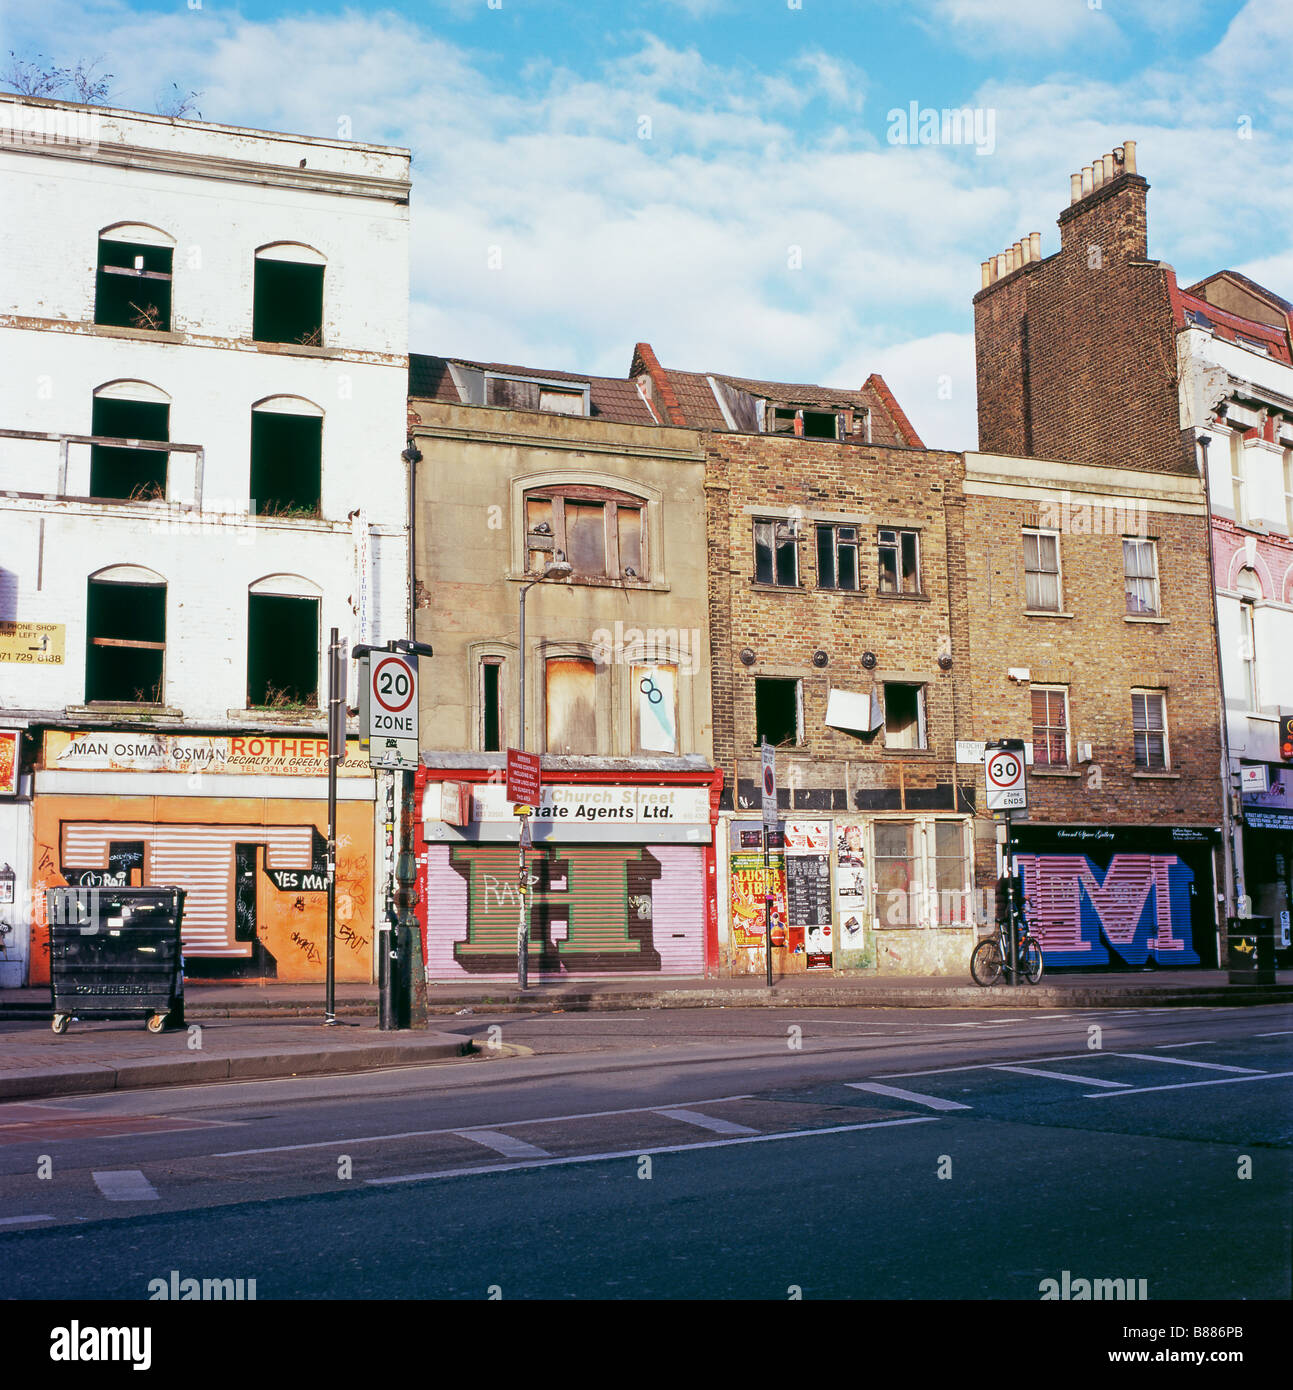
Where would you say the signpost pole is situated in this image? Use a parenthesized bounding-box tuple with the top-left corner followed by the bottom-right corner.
(1004, 808, 1017, 988)
(517, 812, 530, 991)
(324, 627, 342, 1025)
(378, 768, 396, 1030)
(761, 739, 777, 988)
(763, 827, 773, 988)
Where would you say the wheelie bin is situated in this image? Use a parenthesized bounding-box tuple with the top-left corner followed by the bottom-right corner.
(46, 885, 187, 1033)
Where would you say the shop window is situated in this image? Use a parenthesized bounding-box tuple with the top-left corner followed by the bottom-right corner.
(85, 574, 165, 703)
(524, 486, 645, 580)
(1031, 687, 1069, 768)
(481, 659, 503, 753)
(1123, 538, 1160, 616)
(883, 683, 926, 750)
(546, 657, 597, 754)
(89, 388, 170, 500)
(1132, 690, 1169, 770)
(816, 524, 859, 591)
(878, 528, 920, 594)
(874, 821, 919, 927)
(753, 519, 798, 586)
(94, 229, 173, 331)
(247, 593, 319, 708)
(250, 402, 322, 517)
(633, 663, 678, 754)
(755, 676, 800, 746)
(1023, 528, 1062, 611)
(252, 246, 324, 346)
(933, 821, 969, 924)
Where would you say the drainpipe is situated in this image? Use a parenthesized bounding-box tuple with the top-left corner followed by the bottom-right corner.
(1196, 433, 1242, 939)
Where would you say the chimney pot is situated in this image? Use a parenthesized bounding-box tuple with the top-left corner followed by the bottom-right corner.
(1102, 152, 1116, 182)
(1070, 172, 1082, 203)
(1123, 139, 1136, 174)
(996, 252, 1008, 280)
(981, 260, 992, 288)
(1081, 165, 1094, 196)
(1092, 159, 1105, 189)
(1029, 231, 1041, 261)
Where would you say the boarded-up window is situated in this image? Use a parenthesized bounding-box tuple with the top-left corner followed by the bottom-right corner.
(566, 501, 607, 576)
(546, 657, 597, 754)
(90, 395, 169, 501)
(617, 506, 643, 576)
(539, 388, 585, 415)
(633, 663, 678, 753)
(524, 486, 646, 580)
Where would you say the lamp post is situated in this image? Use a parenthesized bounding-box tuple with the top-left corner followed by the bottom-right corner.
(516, 554, 572, 990)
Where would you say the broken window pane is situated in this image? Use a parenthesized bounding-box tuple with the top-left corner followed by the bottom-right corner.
(95, 239, 172, 331)
(756, 521, 797, 585)
(250, 410, 322, 517)
(90, 396, 169, 500)
(247, 594, 319, 707)
(884, 683, 926, 749)
(878, 528, 920, 594)
(755, 677, 800, 746)
(566, 501, 606, 576)
(816, 525, 835, 589)
(86, 579, 165, 703)
(253, 258, 324, 345)
(617, 507, 643, 577)
(546, 657, 597, 754)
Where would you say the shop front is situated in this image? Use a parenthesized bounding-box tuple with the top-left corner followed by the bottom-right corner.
(721, 812, 976, 976)
(1012, 824, 1220, 969)
(1240, 764, 1292, 961)
(28, 730, 378, 984)
(0, 727, 32, 986)
(417, 765, 722, 981)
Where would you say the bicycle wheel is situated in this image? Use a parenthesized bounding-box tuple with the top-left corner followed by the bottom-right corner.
(1021, 935, 1044, 984)
(970, 937, 1004, 987)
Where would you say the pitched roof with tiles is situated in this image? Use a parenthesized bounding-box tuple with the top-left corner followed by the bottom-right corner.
(409, 353, 661, 425)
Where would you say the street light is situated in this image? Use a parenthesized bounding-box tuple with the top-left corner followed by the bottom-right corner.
(516, 553, 572, 989)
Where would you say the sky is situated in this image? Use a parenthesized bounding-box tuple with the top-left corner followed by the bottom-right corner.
(3, 0, 1290, 449)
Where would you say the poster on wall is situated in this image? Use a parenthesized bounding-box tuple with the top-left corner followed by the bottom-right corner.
(729, 851, 787, 949)
(1013, 824, 1217, 968)
(0, 730, 19, 796)
(784, 820, 832, 967)
(834, 819, 868, 956)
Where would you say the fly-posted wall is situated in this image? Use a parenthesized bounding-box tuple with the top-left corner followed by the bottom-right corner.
(417, 766, 722, 980)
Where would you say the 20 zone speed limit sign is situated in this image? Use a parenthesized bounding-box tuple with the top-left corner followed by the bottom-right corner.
(369, 654, 418, 741)
(984, 745, 1027, 811)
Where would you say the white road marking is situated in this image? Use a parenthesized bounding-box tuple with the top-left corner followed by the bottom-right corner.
(1085, 1070, 1293, 1099)
(1110, 1052, 1263, 1074)
(993, 1065, 1131, 1089)
(1256, 1031, 1293, 1038)
(92, 1170, 158, 1201)
(367, 1116, 939, 1185)
(986, 1018, 1030, 1024)
(213, 1093, 755, 1157)
(452, 1130, 551, 1160)
(1151, 1040, 1216, 1048)
(879, 1053, 1098, 1078)
(0, 1214, 54, 1226)
(845, 1082, 972, 1111)
(655, 1108, 759, 1135)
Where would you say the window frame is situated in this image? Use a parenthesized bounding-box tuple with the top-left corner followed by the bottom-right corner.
(1283, 447, 1293, 536)
(1022, 527, 1063, 613)
(480, 657, 504, 753)
(753, 675, 803, 747)
(94, 233, 174, 332)
(1030, 685, 1070, 769)
(877, 527, 921, 596)
(1230, 433, 1247, 522)
(1122, 537, 1161, 616)
(1131, 689, 1169, 771)
(524, 484, 647, 581)
(815, 522, 861, 591)
(753, 518, 800, 588)
(1236, 569, 1261, 712)
(882, 682, 928, 751)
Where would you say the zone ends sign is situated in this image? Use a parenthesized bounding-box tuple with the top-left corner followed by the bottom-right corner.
(984, 740, 1027, 812)
(366, 654, 418, 740)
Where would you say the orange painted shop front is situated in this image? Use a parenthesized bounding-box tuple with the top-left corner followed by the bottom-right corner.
(28, 731, 377, 985)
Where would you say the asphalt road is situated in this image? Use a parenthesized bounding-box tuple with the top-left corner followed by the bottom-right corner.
(1, 1004, 1289, 1302)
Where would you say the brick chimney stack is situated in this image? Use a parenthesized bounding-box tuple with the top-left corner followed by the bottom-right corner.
(973, 140, 1192, 475)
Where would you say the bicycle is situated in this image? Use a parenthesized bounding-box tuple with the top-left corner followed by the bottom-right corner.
(970, 916, 1044, 986)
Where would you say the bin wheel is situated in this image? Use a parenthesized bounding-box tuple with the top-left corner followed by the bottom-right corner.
(146, 1013, 168, 1034)
(51, 1014, 69, 1035)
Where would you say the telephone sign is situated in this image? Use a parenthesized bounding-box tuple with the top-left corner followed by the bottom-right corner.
(984, 743, 1027, 811)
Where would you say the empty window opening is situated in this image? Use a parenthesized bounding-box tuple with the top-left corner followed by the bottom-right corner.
(817, 524, 859, 590)
(482, 660, 503, 752)
(250, 410, 322, 516)
(546, 657, 597, 754)
(768, 406, 839, 439)
(878, 528, 920, 594)
(801, 410, 839, 439)
(755, 676, 800, 746)
(247, 594, 319, 708)
(86, 578, 165, 703)
(883, 683, 927, 749)
(754, 519, 798, 586)
(253, 258, 324, 346)
(90, 395, 169, 501)
(95, 238, 172, 331)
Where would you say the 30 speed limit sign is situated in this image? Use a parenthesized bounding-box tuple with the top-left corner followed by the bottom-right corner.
(984, 743, 1027, 811)
(364, 653, 418, 767)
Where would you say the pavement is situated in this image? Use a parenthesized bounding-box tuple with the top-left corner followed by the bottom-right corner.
(1, 967, 1289, 1103)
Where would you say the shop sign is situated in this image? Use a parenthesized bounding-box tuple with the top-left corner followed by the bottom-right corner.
(1239, 765, 1268, 795)
(0, 621, 64, 665)
(469, 782, 710, 826)
(1242, 765, 1290, 811)
(47, 730, 371, 777)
